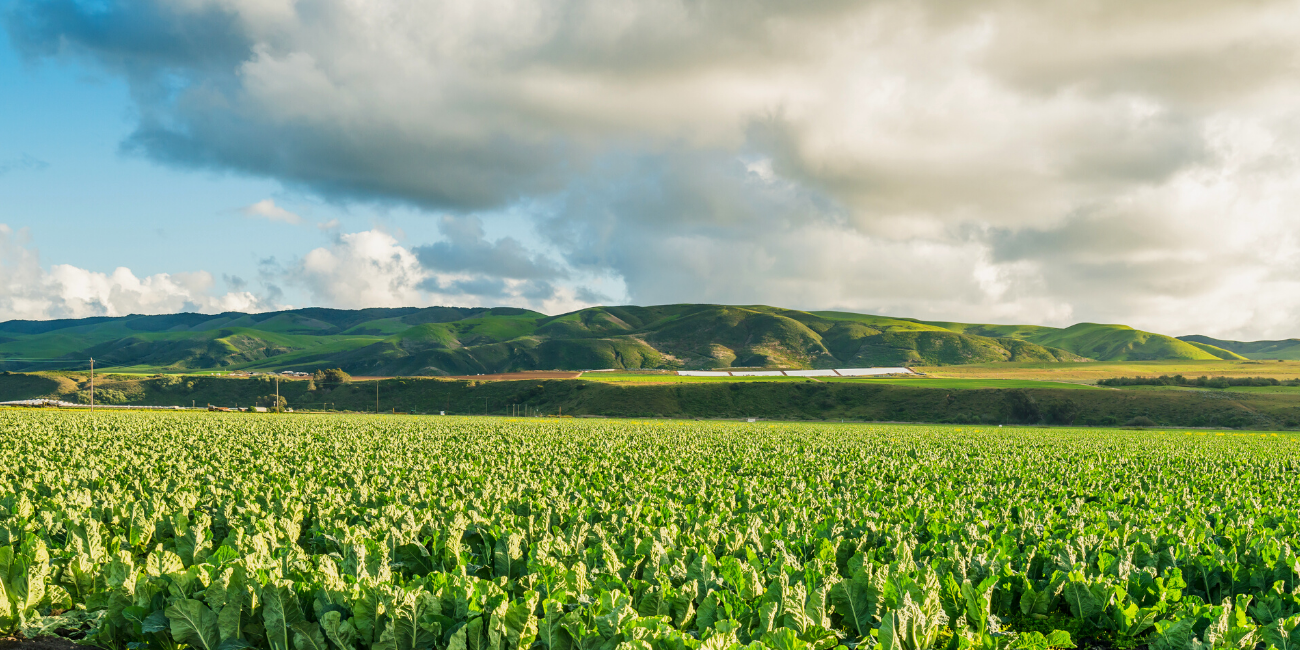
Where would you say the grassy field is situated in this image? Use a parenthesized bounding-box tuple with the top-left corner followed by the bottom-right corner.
(5, 370, 1300, 428)
(3, 410, 1300, 650)
(820, 377, 1104, 389)
(583, 373, 1105, 390)
(579, 372, 806, 383)
(1102, 384, 1300, 394)
(915, 358, 1300, 381)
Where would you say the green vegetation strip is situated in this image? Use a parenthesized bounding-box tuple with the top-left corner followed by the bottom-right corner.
(819, 378, 1103, 390)
(581, 376, 1102, 390)
(3, 411, 1300, 650)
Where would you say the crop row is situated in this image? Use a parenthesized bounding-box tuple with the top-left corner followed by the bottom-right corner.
(2, 411, 1300, 650)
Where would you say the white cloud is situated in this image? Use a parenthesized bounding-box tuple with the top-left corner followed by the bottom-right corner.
(288, 229, 603, 313)
(292, 230, 428, 309)
(10, 0, 1300, 338)
(0, 224, 271, 320)
(240, 198, 303, 224)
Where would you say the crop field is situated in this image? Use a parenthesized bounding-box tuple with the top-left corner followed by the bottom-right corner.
(3, 411, 1300, 650)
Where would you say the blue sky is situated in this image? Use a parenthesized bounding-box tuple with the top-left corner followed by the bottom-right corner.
(2, 0, 1300, 340)
(0, 20, 581, 307)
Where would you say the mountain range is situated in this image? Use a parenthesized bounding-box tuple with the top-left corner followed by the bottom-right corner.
(1, 304, 1295, 375)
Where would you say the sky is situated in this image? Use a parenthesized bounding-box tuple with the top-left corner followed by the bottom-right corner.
(2, 0, 1300, 340)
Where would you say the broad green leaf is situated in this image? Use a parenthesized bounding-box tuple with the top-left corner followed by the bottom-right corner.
(495, 534, 525, 582)
(538, 598, 569, 650)
(1150, 617, 1198, 650)
(166, 598, 222, 650)
(829, 566, 884, 637)
(1019, 580, 1053, 620)
(501, 594, 539, 650)
(1262, 615, 1300, 650)
(761, 628, 808, 650)
(262, 581, 305, 650)
(294, 620, 329, 650)
(352, 588, 383, 646)
(1061, 581, 1103, 624)
(320, 611, 358, 650)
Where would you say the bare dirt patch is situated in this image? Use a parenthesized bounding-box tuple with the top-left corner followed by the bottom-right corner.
(0, 636, 85, 650)
(447, 371, 583, 381)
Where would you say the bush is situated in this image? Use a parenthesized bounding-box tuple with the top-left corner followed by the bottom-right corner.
(75, 389, 129, 405)
(313, 368, 351, 388)
(1125, 416, 1157, 427)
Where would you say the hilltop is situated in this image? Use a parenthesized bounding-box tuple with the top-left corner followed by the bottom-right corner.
(0, 304, 1259, 375)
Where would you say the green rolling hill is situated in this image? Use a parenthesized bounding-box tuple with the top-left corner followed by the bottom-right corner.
(0, 304, 1269, 375)
(1178, 335, 1300, 360)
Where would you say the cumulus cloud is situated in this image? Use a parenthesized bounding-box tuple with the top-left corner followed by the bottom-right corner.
(288, 229, 593, 312)
(291, 230, 428, 309)
(10, 0, 1300, 337)
(0, 224, 270, 320)
(240, 198, 303, 224)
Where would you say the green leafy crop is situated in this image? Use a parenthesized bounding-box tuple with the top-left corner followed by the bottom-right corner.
(1, 411, 1298, 650)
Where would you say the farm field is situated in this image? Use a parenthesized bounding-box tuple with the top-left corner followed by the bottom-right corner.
(1103, 385, 1300, 394)
(579, 373, 820, 384)
(818, 378, 1103, 390)
(4, 412, 1300, 650)
(582, 374, 1103, 391)
(915, 359, 1300, 382)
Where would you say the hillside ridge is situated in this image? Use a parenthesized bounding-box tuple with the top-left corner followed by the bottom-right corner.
(0, 304, 1274, 375)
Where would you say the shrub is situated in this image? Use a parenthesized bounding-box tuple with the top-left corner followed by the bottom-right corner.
(1125, 416, 1157, 427)
(313, 368, 352, 387)
(75, 388, 129, 405)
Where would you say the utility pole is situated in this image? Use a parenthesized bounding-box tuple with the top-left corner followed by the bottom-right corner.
(275, 376, 280, 413)
(376, 380, 379, 414)
(89, 358, 94, 414)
